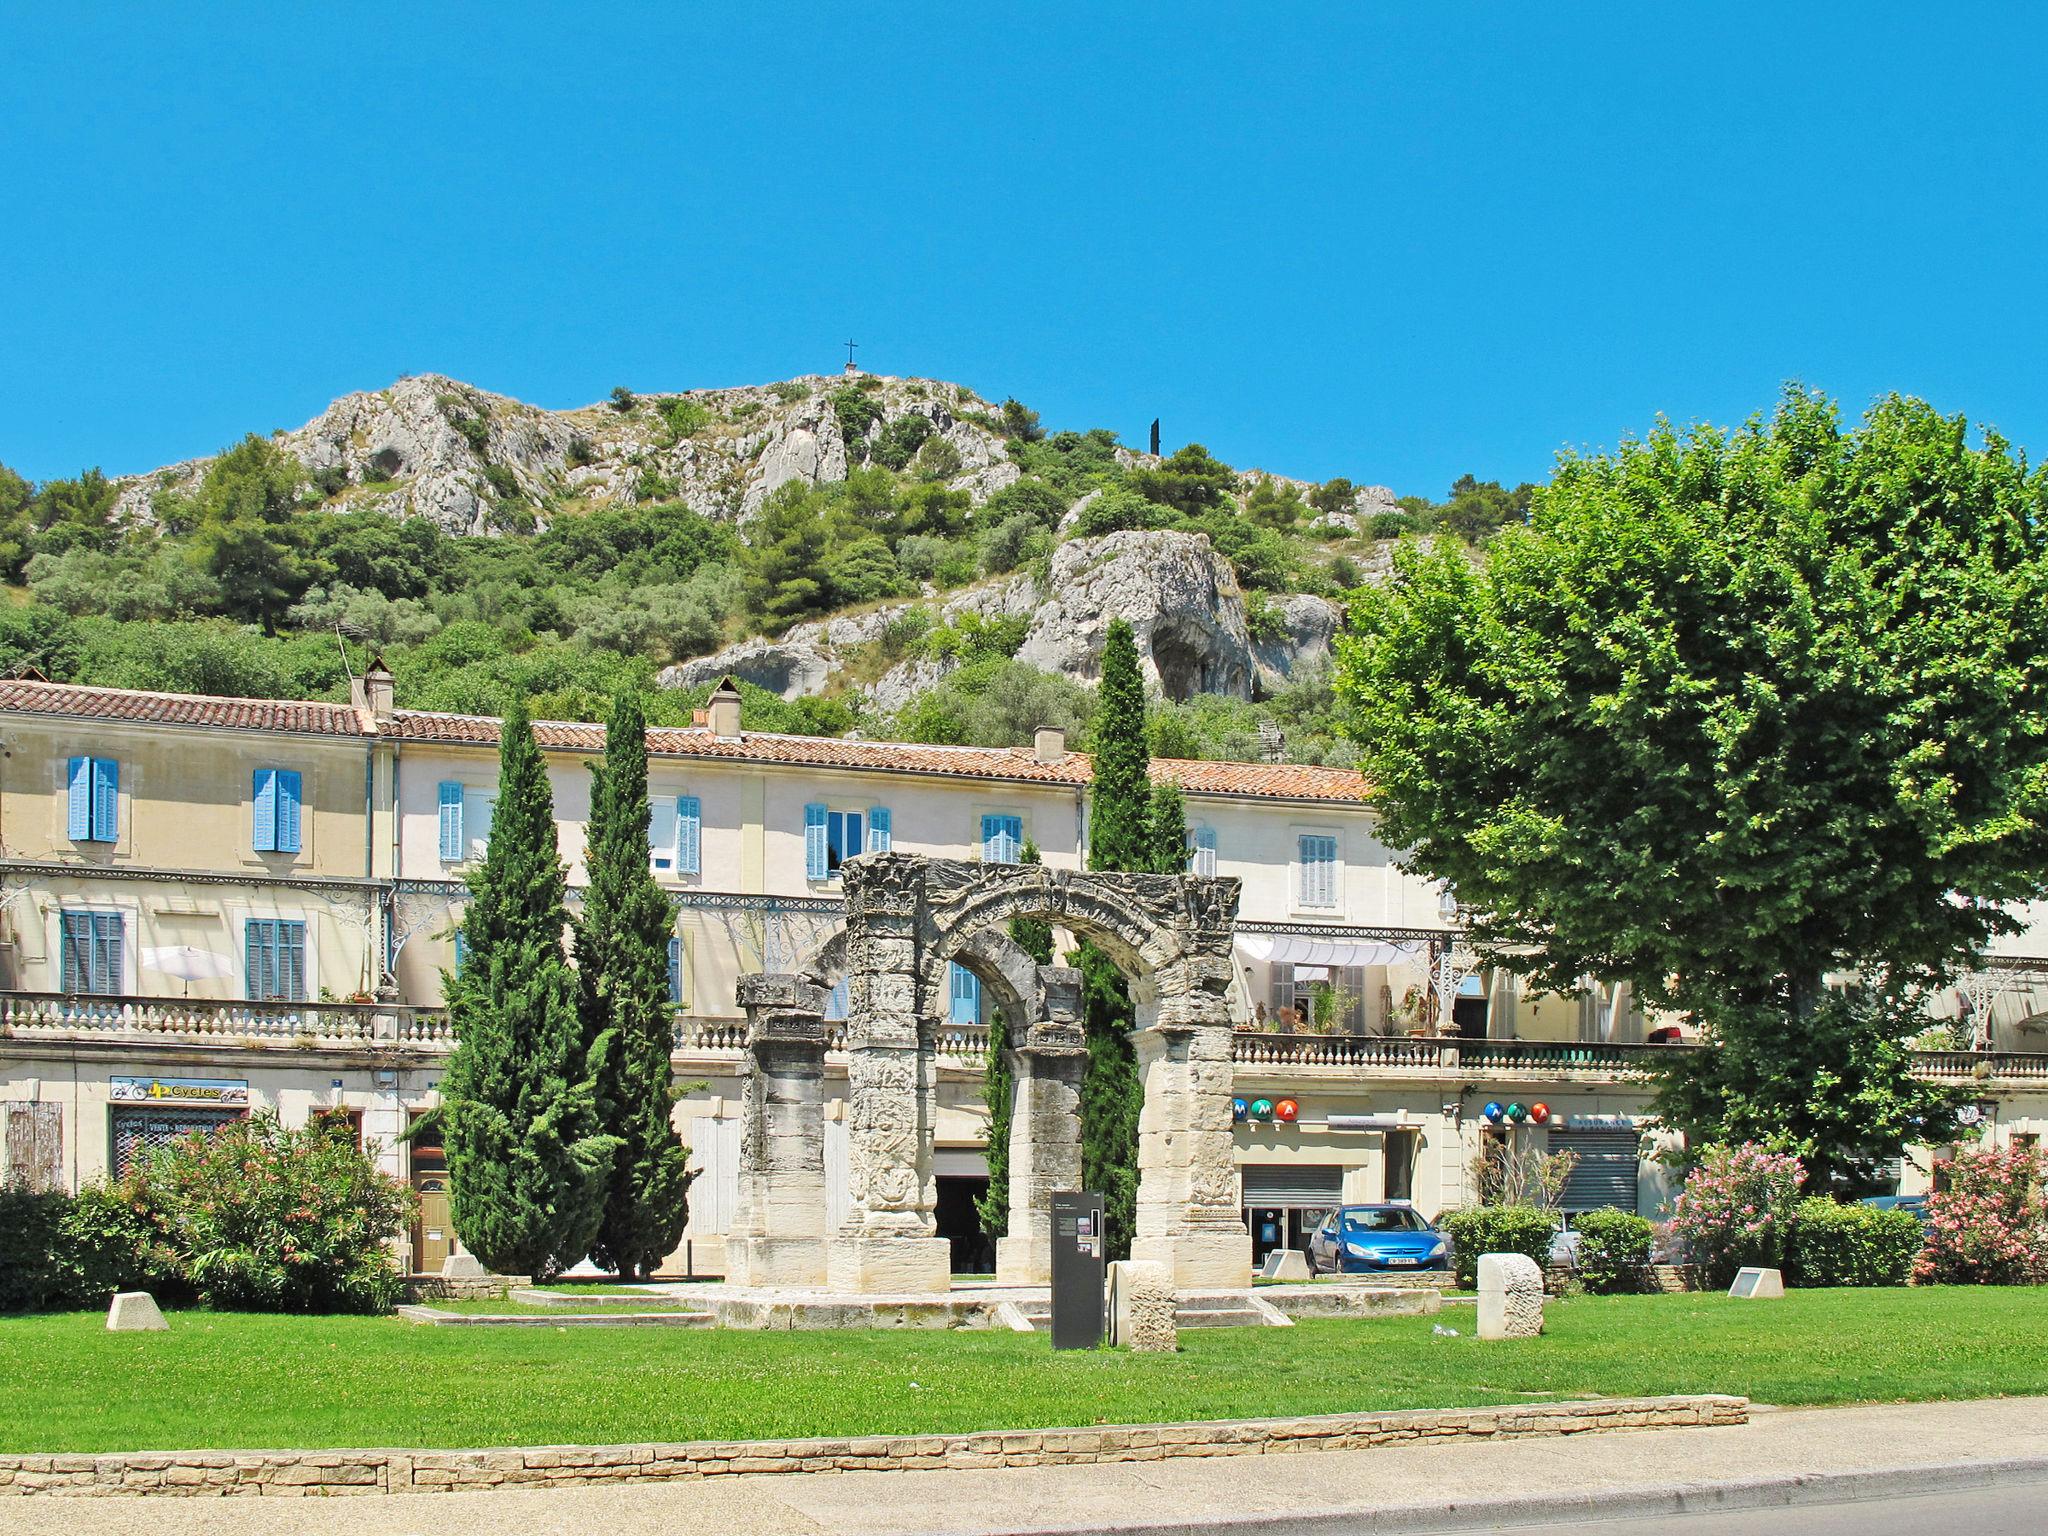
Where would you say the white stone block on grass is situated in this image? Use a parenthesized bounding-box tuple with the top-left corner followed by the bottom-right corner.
(1728, 1266, 1785, 1298)
(1476, 1252, 1544, 1340)
(1259, 1248, 1312, 1281)
(441, 1252, 487, 1279)
(1107, 1259, 1178, 1352)
(106, 1291, 167, 1331)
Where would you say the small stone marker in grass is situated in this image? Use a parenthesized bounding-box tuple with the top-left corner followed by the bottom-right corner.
(1476, 1253, 1543, 1340)
(1107, 1260, 1177, 1352)
(1259, 1249, 1312, 1281)
(106, 1292, 167, 1332)
(1728, 1267, 1785, 1299)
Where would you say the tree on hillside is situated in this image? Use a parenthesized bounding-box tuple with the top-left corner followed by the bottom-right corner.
(576, 689, 697, 1279)
(173, 436, 326, 632)
(743, 481, 831, 628)
(435, 698, 619, 1276)
(1080, 619, 1150, 1256)
(1335, 388, 2048, 1186)
(976, 841, 1056, 1245)
(0, 462, 32, 580)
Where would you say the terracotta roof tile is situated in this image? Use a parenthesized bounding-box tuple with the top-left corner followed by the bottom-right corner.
(0, 679, 369, 737)
(392, 710, 1367, 804)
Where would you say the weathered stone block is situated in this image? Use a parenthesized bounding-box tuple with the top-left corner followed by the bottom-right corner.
(106, 1292, 167, 1332)
(1728, 1266, 1785, 1298)
(1259, 1248, 1312, 1281)
(1476, 1252, 1544, 1339)
(1107, 1260, 1177, 1352)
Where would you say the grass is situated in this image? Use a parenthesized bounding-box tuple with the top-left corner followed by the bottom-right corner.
(412, 1297, 700, 1316)
(2, 1289, 2044, 1454)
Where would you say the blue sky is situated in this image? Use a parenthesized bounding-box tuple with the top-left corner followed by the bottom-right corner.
(4, 4, 2043, 497)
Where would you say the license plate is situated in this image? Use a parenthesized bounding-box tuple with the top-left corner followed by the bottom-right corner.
(1384, 1256, 1420, 1267)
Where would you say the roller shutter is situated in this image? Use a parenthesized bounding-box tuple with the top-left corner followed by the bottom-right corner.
(1553, 1130, 1640, 1213)
(1240, 1164, 1345, 1205)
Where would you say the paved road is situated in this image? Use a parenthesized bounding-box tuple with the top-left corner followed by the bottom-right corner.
(2, 1397, 2044, 1536)
(1449, 1481, 2048, 1536)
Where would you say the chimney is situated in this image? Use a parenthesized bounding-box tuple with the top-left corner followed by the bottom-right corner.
(1033, 725, 1067, 765)
(708, 677, 743, 741)
(364, 658, 395, 722)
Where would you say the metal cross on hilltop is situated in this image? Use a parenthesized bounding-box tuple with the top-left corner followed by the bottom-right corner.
(843, 338, 859, 373)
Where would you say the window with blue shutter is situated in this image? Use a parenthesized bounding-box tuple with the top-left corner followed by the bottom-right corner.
(252, 769, 303, 854)
(826, 978, 850, 1020)
(866, 805, 891, 852)
(1298, 834, 1339, 908)
(804, 803, 828, 879)
(1192, 824, 1218, 877)
(667, 937, 684, 1006)
(245, 919, 307, 1002)
(452, 927, 469, 976)
(948, 963, 982, 1025)
(648, 796, 678, 872)
(467, 791, 495, 860)
(437, 782, 464, 861)
(826, 810, 863, 872)
(59, 911, 124, 995)
(981, 814, 1022, 864)
(67, 757, 120, 843)
(676, 795, 701, 875)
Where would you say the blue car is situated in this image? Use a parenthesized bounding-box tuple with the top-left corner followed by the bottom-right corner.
(1859, 1193, 1932, 1229)
(1307, 1203, 1451, 1274)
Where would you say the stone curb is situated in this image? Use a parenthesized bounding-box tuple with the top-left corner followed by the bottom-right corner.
(979, 1455, 2048, 1536)
(0, 1394, 1745, 1498)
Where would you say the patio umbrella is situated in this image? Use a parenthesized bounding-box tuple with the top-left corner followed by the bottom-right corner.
(141, 945, 234, 997)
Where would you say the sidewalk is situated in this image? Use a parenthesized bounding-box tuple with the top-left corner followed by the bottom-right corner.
(7, 1397, 2046, 1536)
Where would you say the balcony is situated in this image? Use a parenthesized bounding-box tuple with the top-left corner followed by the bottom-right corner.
(8, 994, 2045, 1087)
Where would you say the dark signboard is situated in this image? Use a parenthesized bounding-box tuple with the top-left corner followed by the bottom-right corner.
(1049, 1190, 1105, 1350)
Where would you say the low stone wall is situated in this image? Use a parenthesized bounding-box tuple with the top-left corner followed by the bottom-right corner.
(0, 1395, 1747, 1498)
(404, 1275, 528, 1302)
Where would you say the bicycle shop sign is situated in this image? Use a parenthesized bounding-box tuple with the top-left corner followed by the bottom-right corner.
(110, 1076, 249, 1106)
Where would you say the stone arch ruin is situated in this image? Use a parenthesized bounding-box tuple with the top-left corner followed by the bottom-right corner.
(726, 851, 1250, 1293)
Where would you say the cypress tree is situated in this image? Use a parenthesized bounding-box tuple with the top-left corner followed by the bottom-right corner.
(1144, 779, 1189, 875)
(438, 697, 619, 1279)
(577, 689, 698, 1280)
(1080, 619, 1150, 1258)
(976, 841, 1054, 1245)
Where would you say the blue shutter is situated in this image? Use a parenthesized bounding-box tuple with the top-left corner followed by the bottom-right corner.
(980, 814, 999, 862)
(676, 795, 701, 875)
(252, 769, 278, 852)
(246, 919, 272, 1001)
(67, 757, 92, 841)
(59, 912, 87, 993)
(667, 937, 684, 1006)
(452, 928, 469, 977)
(91, 758, 118, 842)
(280, 921, 306, 1001)
(1194, 824, 1218, 877)
(804, 803, 828, 880)
(867, 806, 891, 852)
(276, 771, 302, 853)
(438, 782, 464, 861)
(826, 978, 850, 1020)
(948, 963, 981, 1025)
(94, 912, 123, 994)
(648, 797, 678, 871)
(981, 814, 1021, 864)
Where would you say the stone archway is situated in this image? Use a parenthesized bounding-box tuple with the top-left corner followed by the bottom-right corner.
(727, 852, 1248, 1294)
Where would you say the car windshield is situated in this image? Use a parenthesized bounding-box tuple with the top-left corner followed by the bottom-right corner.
(1341, 1207, 1428, 1233)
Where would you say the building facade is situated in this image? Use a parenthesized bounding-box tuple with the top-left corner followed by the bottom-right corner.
(3, 673, 2046, 1274)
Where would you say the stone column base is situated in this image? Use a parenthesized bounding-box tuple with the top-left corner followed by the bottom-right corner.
(1132, 1227, 1251, 1290)
(724, 1235, 828, 1288)
(994, 1233, 1052, 1288)
(827, 1234, 953, 1294)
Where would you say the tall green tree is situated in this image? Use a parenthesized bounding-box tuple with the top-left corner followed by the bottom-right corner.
(175, 436, 327, 632)
(1144, 779, 1189, 875)
(1080, 619, 1150, 1257)
(976, 841, 1054, 1244)
(1336, 388, 2048, 1184)
(437, 698, 619, 1277)
(576, 689, 697, 1278)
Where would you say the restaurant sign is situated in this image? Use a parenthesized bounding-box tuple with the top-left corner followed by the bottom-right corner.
(110, 1076, 249, 1106)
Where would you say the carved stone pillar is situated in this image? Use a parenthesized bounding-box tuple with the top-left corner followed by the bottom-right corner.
(725, 973, 829, 1287)
(1130, 953, 1251, 1287)
(995, 965, 1087, 1287)
(829, 855, 951, 1293)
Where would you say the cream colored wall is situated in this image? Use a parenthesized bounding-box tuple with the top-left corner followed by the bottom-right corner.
(1187, 795, 1425, 926)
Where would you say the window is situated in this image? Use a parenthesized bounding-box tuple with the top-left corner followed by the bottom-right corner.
(452, 927, 469, 976)
(245, 919, 308, 1003)
(66, 757, 119, 844)
(1270, 964, 1366, 1031)
(667, 937, 686, 1007)
(1297, 833, 1339, 908)
(438, 783, 493, 862)
(1190, 824, 1218, 877)
(807, 803, 866, 878)
(252, 768, 303, 854)
(58, 911, 124, 995)
(650, 795, 702, 876)
(866, 806, 892, 852)
(826, 978, 850, 1020)
(948, 963, 982, 1025)
(981, 814, 1023, 864)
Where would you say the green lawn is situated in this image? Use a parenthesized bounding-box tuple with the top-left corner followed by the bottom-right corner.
(2, 1288, 2044, 1454)
(412, 1297, 702, 1315)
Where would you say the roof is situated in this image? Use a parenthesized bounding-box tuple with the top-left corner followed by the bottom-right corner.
(0, 678, 1367, 804)
(393, 710, 1367, 804)
(0, 679, 370, 737)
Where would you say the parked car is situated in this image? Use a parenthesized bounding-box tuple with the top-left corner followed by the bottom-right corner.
(1859, 1193, 1932, 1229)
(1307, 1204, 1451, 1274)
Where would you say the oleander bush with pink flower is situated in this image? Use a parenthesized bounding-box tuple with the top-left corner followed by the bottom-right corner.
(1669, 1143, 1807, 1288)
(1914, 1146, 2048, 1286)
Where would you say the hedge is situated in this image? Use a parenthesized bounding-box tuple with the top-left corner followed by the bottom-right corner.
(1573, 1208, 1656, 1293)
(1439, 1205, 1556, 1287)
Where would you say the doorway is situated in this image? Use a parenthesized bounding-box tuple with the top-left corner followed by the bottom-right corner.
(934, 1175, 994, 1276)
(409, 1114, 450, 1275)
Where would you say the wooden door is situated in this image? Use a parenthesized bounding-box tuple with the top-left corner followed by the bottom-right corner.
(413, 1176, 452, 1274)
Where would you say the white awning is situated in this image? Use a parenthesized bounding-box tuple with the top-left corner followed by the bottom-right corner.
(1234, 934, 1428, 969)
